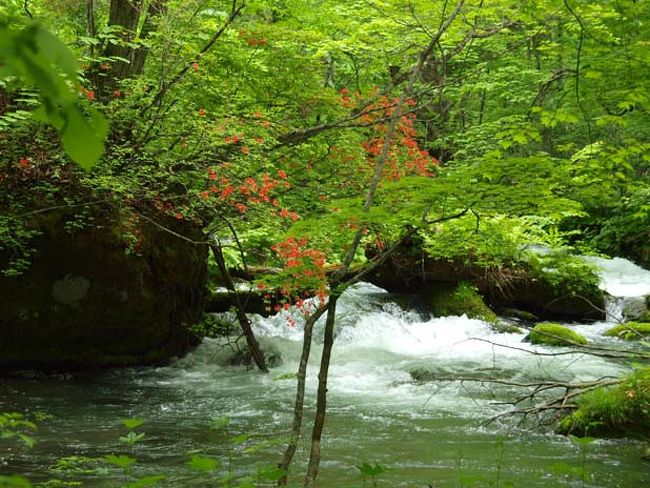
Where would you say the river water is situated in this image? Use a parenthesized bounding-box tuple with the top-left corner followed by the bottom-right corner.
(1, 258, 649, 487)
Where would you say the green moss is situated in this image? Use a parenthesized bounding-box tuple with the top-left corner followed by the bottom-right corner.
(529, 323, 588, 346)
(604, 322, 650, 341)
(428, 282, 498, 323)
(490, 322, 523, 334)
(557, 368, 650, 438)
(501, 308, 539, 322)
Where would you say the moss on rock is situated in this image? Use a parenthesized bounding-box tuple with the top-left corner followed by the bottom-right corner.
(604, 322, 650, 341)
(529, 323, 588, 346)
(557, 368, 650, 438)
(428, 282, 498, 323)
(490, 322, 523, 334)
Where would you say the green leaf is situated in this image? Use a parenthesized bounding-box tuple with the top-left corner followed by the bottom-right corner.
(61, 107, 108, 170)
(119, 431, 146, 445)
(0, 475, 33, 488)
(187, 455, 220, 472)
(209, 416, 230, 430)
(104, 454, 136, 468)
(121, 418, 144, 430)
(356, 462, 387, 477)
(231, 434, 249, 444)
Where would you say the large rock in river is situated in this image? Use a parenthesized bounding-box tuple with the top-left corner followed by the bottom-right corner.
(365, 245, 605, 321)
(0, 209, 207, 370)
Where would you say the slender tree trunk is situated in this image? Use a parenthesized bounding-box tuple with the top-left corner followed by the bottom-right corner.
(277, 303, 329, 485)
(303, 297, 338, 487)
(130, 0, 167, 76)
(301, 3, 468, 486)
(209, 241, 268, 373)
(86, 0, 96, 57)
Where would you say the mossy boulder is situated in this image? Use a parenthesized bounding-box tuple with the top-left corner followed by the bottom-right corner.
(529, 323, 588, 346)
(0, 208, 207, 371)
(427, 282, 498, 323)
(604, 322, 650, 341)
(557, 368, 650, 438)
(365, 245, 605, 322)
(501, 308, 539, 322)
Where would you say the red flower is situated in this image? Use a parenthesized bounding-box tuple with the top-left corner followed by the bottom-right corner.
(208, 171, 217, 180)
(175, 212, 183, 220)
(241, 146, 250, 155)
(277, 169, 287, 180)
(113, 90, 122, 98)
(198, 108, 206, 117)
(19, 157, 29, 168)
(84, 89, 95, 101)
(192, 62, 199, 72)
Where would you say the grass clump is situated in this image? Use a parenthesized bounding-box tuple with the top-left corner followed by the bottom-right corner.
(557, 368, 650, 438)
(529, 323, 588, 346)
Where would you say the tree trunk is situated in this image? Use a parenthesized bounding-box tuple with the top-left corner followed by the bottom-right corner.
(277, 302, 329, 485)
(209, 242, 268, 373)
(103, 0, 143, 82)
(130, 0, 167, 76)
(303, 297, 338, 487)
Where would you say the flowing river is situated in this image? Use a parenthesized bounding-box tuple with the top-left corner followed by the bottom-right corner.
(2, 257, 649, 487)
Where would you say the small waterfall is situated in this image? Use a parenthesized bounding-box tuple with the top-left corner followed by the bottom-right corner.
(604, 295, 627, 323)
(583, 256, 650, 322)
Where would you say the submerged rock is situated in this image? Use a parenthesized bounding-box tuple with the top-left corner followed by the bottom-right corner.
(0, 208, 207, 371)
(529, 323, 588, 346)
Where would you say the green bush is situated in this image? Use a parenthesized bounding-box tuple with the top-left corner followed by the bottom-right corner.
(525, 250, 602, 300)
(557, 368, 650, 438)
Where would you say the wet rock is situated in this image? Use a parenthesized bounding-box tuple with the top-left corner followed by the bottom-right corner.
(0, 208, 207, 371)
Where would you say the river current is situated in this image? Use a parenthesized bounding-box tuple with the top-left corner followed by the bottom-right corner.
(1, 257, 649, 487)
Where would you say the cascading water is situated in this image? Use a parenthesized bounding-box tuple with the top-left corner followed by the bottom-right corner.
(2, 264, 650, 487)
(583, 256, 650, 322)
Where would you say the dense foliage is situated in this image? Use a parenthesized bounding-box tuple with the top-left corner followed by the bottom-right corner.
(1, 0, 649, 486)
(1, 0, 648, 280)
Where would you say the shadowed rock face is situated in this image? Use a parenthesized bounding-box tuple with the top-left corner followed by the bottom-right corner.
(365, 246, 605, 322)
(0, 209, 207, 371)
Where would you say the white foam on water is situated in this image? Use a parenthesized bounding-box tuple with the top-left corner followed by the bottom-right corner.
(584, 256, 650, 298)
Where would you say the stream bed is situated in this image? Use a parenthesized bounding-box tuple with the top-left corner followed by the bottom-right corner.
(2, 257, 650, 487)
